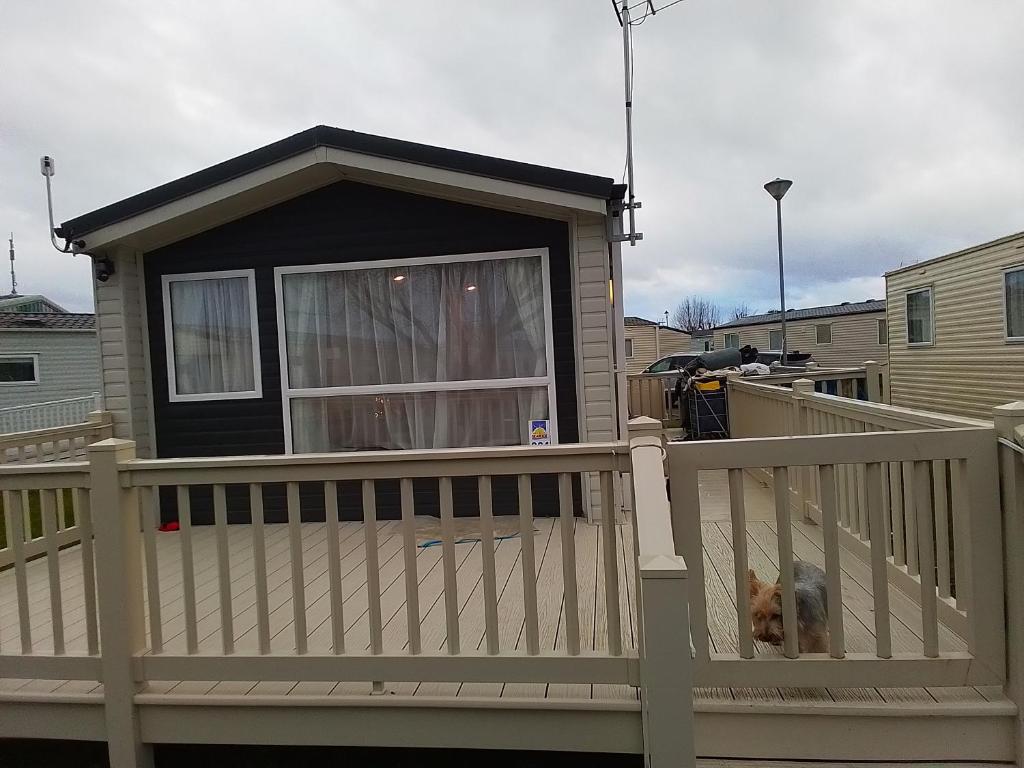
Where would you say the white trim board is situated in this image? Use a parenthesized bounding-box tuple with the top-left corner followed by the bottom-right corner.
(161, 269, 263, 403)
(274, 247, 558, 454)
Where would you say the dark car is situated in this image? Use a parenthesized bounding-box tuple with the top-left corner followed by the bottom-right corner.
(641, 353, 698, 374)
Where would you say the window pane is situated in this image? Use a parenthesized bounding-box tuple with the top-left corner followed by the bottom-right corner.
(725, 333, 739, 348)
(282, 256, 546, 389)
(290, 387, 549, 452)
(169, 277, 256, 395)
(878, 319, 887, 346)
(816, 324, 832, 344)
(906, 290, 932, 344)
(0, 357, 36, 383)
(769, 330, 783, 350)
(625, 338, 633, 358)
(1007, 269, 1024, 338)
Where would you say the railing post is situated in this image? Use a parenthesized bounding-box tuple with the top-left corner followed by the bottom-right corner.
(89, 438, 153, 768)
(624, 417, 665, 516)
(630, 434, 695, 768)
(792, 379, 815, 521)
(993, 402, 1024, 767)
(864, 360, 881, 403)
(88, 410, 114, 441)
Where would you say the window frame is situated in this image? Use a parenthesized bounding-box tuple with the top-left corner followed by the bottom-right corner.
(0, 353, 40, 386)
(877, 318, 888, 346)
(1004, 265, 1024, 343)
(625, 337, 634, 359)
(905, 286, 934, 347)
(815, 324, 833, 345)
(161, 268, 263, 403)
(768, 329, 783, 351)
(724, 333, 739, 349)
(274, 248, 558, 454)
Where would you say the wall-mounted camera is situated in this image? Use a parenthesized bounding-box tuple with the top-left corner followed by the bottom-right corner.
(93, 255, 115, 283)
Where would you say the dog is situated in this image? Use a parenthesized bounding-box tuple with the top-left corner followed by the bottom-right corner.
(748, 562, 829, 653)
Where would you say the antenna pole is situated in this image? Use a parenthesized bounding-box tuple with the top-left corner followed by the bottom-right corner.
(620, 0, 640, 246)
(8, 233, 16, 296)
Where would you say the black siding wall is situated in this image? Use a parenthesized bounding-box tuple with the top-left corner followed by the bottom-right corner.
(144, 181, 581, 521)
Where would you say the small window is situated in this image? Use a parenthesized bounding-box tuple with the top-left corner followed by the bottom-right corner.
(0, 354, 39, 384)
(815, 324, 832, 344)
(724, 333, 740, 349)
(877, 318, 888, 346)
(769, 329, 783, 350)
(906, 288, 933, 345)
(625, 338, 634, 358)
(162, 270, 262, 402)
(1006, 267, 1024, 340)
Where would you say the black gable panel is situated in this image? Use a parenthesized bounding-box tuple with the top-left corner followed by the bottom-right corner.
(144, 178, 580, 466)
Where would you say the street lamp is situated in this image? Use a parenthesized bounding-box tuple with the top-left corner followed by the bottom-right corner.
(764, 178, 793, 366)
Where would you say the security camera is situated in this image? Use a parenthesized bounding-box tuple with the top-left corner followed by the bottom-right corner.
(93, 255, 115, 283)
(40, 156, 55, 177)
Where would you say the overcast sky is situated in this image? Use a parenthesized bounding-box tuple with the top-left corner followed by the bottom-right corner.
(2, 0, 1021, 320)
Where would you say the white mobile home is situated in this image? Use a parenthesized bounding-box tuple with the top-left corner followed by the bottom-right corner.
(886, 230, 1024, 419)
(622, 315, 690, 374)
(712, 299, 887, 368)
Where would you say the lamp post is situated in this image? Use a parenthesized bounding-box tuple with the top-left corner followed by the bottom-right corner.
(764, 178, 793, 366)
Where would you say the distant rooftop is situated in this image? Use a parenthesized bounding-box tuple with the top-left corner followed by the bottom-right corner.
(714, 299, 886, 330)
(0, 312, 95, 331)
(624, 316, 689, 334)
(0, 293, 69, 313)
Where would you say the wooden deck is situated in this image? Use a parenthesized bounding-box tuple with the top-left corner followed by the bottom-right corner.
(0, 470, 992, 708)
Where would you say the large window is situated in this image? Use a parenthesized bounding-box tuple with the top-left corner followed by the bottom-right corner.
(815, 324, 832, 344)
(1006, 267, 1024, 341)
(276, 249, 556, 453)
(0, 354, 39, 384)
(906, 287, 933, 346)
(769, 329, 783, 350)
(162, 270, 262, 402)
(724, 333, 739, 349)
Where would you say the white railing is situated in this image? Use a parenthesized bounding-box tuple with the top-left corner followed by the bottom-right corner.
(0, 393, 102, 434)
(0, 439, 643, 767)
(661, 426, 1004, 689)
(0, 410, 113, 465)
(626, 372, 682, 425)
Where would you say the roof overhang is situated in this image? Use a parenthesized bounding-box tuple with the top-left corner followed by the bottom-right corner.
(59, 128, 621, 254)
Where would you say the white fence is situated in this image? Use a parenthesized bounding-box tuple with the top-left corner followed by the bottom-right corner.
(0, 393, 101, 434)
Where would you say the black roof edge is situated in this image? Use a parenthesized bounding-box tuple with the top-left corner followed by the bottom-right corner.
(59, 126, 622, 240)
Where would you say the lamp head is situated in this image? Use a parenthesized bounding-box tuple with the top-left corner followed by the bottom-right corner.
(764, 178, 793, 201)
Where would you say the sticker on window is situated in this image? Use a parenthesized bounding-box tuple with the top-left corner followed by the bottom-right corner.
(529, 419, 551, 446)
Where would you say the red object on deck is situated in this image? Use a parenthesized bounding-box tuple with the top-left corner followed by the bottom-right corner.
(158, 521, 180, 532)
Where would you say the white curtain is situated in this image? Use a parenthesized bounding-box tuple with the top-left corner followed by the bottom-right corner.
(1007, 269, 1024, 338)
(283, 255, 549, 452)
(169, 277, 255, 395)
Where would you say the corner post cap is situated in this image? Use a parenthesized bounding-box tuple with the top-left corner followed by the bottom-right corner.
(791, 378, 815, 397)
(993, 402, 1024, 443)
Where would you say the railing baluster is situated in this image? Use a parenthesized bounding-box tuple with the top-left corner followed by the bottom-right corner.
(478, 475, 499, 655)
(558, 473, 581, 656)
(902, 461, 919, 575)
(250, 484, 271, 654)
(75, 486, 99, 656)
(520, 474, 540, 656)
(881, 458, 893, 556)
(4, 490, 32, 652)
(325, 480, 345, 655)
(363, 479, 383, 657)
(728, 468, 754, 659)
(669, 458, 708, 662)
(865, 462, 892, 658)
(141, 486, 163, 653)
(949, 458, 971, 613)
(932, 460, 952, 599)
(913, 461, 939, 657)
(177, 486, 198, 655)
(287, 482, 307, 654)
(40, 489, 65, 654)
(773, 467, 799, 658)
(213, 484, 234, 655)
(889, 460, 906, 566)
(21, 488, 32, 538)
(817, 465, 845, 657)
(439, 476, 460, 655)
(401, 478, 421, 655)
(600, 470, 621, 656)
(56, 487, 66, 532)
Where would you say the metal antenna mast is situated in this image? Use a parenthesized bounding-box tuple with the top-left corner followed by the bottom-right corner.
(7, 233, 17, 297)
(613, 0, 643, 246)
